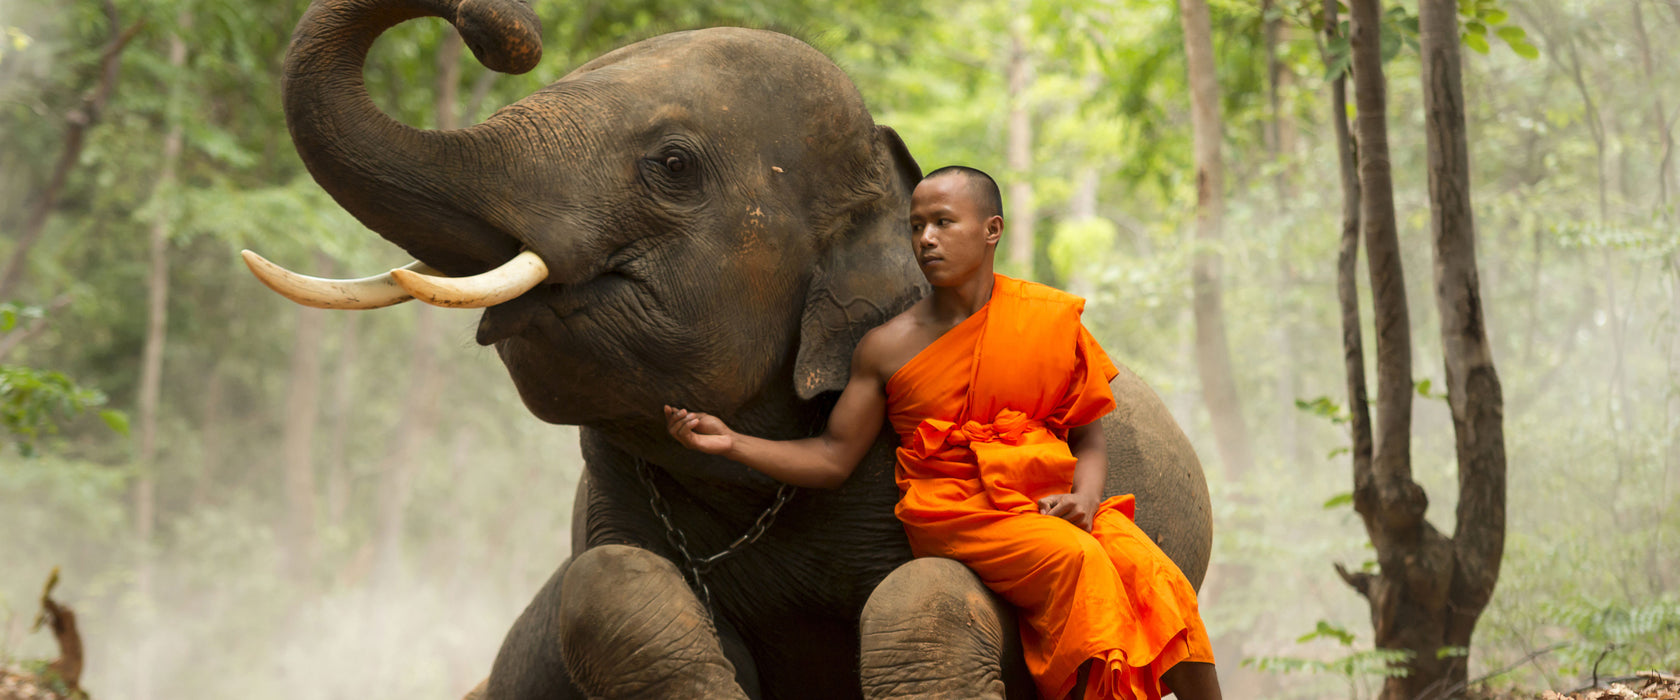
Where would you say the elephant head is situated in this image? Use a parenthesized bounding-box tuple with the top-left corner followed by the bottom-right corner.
(250, 0, 927, 469)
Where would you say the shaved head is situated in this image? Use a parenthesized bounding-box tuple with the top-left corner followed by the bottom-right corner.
(922, 165, 1003, 221)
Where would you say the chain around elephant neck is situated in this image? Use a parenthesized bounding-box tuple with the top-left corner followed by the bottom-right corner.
(635, 458, 796, 613)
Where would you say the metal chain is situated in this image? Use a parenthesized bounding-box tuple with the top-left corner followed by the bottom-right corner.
(636, 458, 796, 613)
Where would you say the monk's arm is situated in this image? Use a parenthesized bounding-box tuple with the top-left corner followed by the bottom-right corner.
(665, 336, 888, 489)
(1036, 420, 1109, 529)
(1067, 420, 1107, 499)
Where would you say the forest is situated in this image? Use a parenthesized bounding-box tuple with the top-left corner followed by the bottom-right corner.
(0, 0, 1675, 698)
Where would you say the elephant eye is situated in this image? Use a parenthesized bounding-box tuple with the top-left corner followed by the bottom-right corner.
(664, 155, 687, 173)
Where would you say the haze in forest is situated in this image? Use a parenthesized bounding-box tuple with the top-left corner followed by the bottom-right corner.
(1, 0, 1675, 698)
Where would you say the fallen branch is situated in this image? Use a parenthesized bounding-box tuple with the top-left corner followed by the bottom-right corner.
(1565, 670, 1680, 696)
(1424, 642, 1570, 699)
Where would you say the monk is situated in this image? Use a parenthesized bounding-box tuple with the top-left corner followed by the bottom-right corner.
(665, 166, 1222, 700)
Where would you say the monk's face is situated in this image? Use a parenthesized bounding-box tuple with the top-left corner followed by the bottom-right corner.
(909, 175, 1003, 287)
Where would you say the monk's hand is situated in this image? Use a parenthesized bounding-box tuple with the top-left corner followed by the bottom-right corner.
(1038, 492, 1099, 531)
(663, 405, 735, 455)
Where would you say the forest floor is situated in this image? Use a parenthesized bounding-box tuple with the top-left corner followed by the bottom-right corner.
(0, 665, 81, 700)
(1469, 671, 1680, 699)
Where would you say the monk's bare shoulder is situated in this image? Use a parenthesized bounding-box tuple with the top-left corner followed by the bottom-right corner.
(854, 300, 934, 382)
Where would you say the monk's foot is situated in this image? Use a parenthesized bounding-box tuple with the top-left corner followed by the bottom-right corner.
(1160, 661, 1222, 700)
(1065, 659, 1093, 700)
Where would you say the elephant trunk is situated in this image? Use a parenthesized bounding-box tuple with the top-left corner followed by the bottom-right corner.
(283, 0, 543, 276)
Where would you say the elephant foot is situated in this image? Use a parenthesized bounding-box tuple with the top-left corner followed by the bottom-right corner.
(558, 545, 749, 699)
(486, 545, 751, 700)
(858, 557, 1033, 700)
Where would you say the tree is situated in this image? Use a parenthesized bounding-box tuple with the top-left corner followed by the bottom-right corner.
(0, 0, 141, 301)
(1332, 1, 1508, 696)
(1178, 0, 1256, 479)
(1006, 10, 1036, 272)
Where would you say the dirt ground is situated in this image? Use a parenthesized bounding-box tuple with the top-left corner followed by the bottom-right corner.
(0, 666, 81, 700)
(1468, 672, 1680, 700)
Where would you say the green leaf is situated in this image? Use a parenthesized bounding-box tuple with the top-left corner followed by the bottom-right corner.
(1298, 620, 1358, 646)
(1436, 646, 1470, 659)
(1323, 492, 1354, 509)
(100, 409, 130, 437)
(0, 308, 14, 332)
(1484, 9, 1508, 24)
(1466, 20, 1488, 35)
(1509, 38, 1540, 59)
(1327, 446, 1351, 460)
(1496, 25, 1525, 42)
(1464, 32, 1490, 53)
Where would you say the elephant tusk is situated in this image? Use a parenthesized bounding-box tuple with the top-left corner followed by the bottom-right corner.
(241, 249, 438, 309)
(389, 250, 549, 309)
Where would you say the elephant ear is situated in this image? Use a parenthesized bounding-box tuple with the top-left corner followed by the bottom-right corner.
(793, 125, 927, 400)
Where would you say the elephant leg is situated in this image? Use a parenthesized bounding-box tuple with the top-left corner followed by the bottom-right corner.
(858, 557, 1035, 700)
(486, 545, 749, 699)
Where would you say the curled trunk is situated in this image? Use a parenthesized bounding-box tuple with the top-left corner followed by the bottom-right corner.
(283, 0, 542, 275)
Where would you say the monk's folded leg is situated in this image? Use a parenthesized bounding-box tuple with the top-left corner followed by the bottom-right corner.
(1089, 503, 1215, 668)
(907, 509, 1141, 699)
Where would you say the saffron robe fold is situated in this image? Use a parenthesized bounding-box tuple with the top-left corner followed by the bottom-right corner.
(886, 275, 1214, 700)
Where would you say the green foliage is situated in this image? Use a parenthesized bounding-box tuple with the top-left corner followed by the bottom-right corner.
(0, 0, 1671, 696)
(1245, 620, 1415, 699)
(0, 303, 128, 457)
(1296, 395, 1350, 425)
(0, 364, 106, 456)
(1542, 597, 1680, 676)
(1460, 0, 1539, 58)
(1299, 619, 1359, 646)
(1413, 378, 1447, 401)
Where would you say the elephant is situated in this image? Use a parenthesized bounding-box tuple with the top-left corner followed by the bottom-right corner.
(247, 0, 1214, 697)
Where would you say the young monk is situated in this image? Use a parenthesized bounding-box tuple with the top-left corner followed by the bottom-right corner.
(664, 166, 1223, 700)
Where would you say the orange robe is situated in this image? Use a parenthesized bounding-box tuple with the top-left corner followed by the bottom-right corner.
(886, 275, 1214, 700)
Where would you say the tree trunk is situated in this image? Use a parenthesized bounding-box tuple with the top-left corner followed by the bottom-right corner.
(1006, 20, 1035, 272)
(1326, 0, 1373, 498)
(1420, 0, 1508, 695)
(376, 306, 444, 582)
(133, 17, 187, 700)
(280, 252, 333, 579)
(191, 360, 227, 510)
(1178, 0, 1256, 479)
(324, 312, 362, 530)
(1339, 3, 1460, 699)
(1630, 0, 1673, 206)
(0, 1, 141, 300)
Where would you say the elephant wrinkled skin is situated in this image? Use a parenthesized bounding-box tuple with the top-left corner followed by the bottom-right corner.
(269, 1, 1212, 697)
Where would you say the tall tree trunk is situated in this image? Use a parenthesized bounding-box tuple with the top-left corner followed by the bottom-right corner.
(133, 17, 187, 700)
(1065, 166, 1099, 295)
(1630, 0, 1673, 206)
(1420, 0, 1508, 695)
(324, 312, 362, 530)
(1262, 0, 1289, 199)
(191, 360, 227, 510)
(1006, 19, 1036, 272)
(371, 31, 464, 582)
(1338, 3, 1461, 699)
(0, 1, 141, 300)
(280, 252, 332, 579)
(1264, 0, 1301, 464)
(1178, 0, 1256, 479)
(1326, 0, 1373, 503)
(376, 306, 444, 582)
